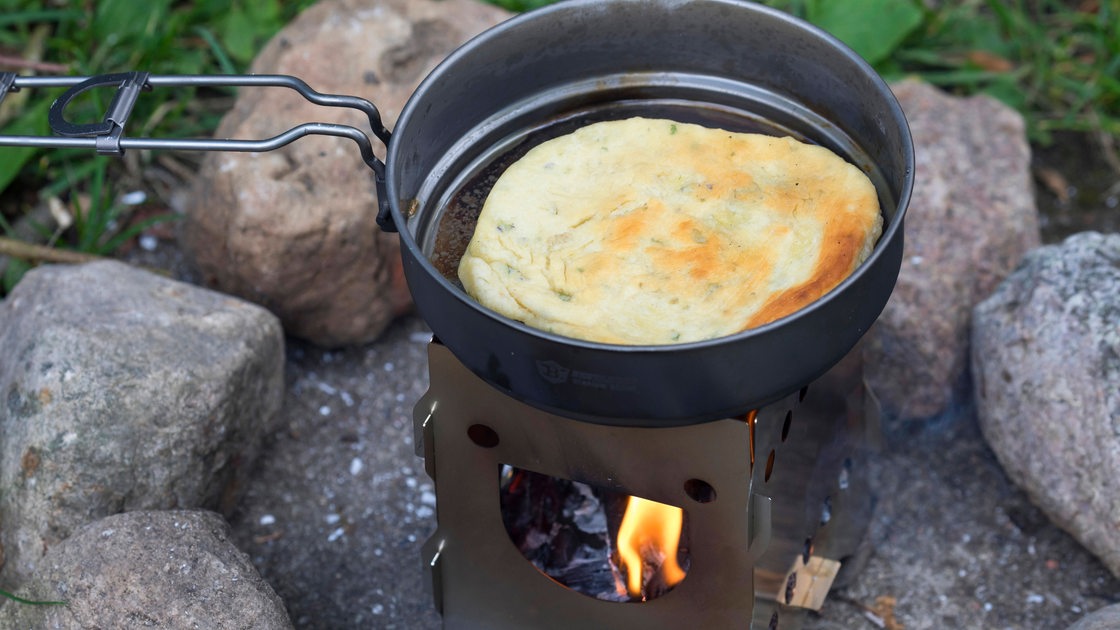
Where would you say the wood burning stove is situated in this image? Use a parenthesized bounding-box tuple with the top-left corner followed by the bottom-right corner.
(415, 338, 879, 629)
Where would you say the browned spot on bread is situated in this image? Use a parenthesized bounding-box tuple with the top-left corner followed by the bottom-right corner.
(746, 210, 867, 328)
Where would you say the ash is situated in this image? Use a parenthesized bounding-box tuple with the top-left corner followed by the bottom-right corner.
(499, 466, 629, 602)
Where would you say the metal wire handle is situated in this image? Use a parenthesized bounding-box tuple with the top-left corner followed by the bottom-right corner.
(0, 71, 398, 231)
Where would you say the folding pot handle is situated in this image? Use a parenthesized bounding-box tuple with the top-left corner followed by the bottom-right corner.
(0, 71, 398, 232)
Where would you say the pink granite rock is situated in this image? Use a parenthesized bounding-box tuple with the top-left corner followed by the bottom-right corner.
(182, 0, 511, 347)
(5, 511, 293, 628)
(973, 231, 1120, 579)
(863, 80, 1041, 419)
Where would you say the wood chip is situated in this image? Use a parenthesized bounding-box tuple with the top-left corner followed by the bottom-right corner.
(966, 50, 1014, 73)
(253, 530, 284, 544)
(870, 595, 904, 630)
(1034, 166, 1072, 204)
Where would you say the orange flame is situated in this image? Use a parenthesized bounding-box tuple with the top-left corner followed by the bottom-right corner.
(616, 495, 686, 598)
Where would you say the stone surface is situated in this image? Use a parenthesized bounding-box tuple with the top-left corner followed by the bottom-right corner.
(1068, 604, 1120, 630)
(181, 0, 512, 347)
(3, 510, 293, 629)
(972, 231, 1120, 578)
(863, 79, 1041, 420)
(0, 260, 285, 584)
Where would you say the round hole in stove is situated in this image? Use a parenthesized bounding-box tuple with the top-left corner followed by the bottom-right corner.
(467, 423, 499, 448)
(764, 449, 777, 482)
(781, 410, 793, 442)
(683, 478, 716, 504)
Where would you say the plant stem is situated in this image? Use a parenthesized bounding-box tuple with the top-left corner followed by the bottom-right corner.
(0, 236, 102, 265)
(0, 587, 66, 606)
(0, 54, 68, 73)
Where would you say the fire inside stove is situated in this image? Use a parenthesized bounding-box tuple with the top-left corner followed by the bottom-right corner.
(415, 339, 878, 629)
(500, 466, 690, 602)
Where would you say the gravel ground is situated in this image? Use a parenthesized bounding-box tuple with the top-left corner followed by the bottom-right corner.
(806, 404, 1120, 629)
(211, 312, 1118, 629)
(226, 318, 441, 629)
(124, 238, 1119, 628)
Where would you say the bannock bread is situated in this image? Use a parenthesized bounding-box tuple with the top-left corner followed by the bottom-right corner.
(457, 117, 882, 345)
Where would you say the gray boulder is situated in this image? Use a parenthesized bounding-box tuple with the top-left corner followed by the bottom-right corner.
(3, 510, 292, 629)
(0, 260, 285, 584)
(1068, 604, 1120, 630)
(182, 0, 512, 347)
(864, 80, 1040, 419)
(972, 231, 1120, 577)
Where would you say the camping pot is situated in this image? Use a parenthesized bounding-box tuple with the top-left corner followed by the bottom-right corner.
(0, 0, 913, 425)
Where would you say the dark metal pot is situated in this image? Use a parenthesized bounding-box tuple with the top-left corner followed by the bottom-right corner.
(0, 0, 913, 426)
(387, 0, 913, 424)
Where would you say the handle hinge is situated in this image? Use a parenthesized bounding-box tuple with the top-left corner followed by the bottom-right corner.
(48, 71, 152, 156)
(0, 72, 18, 106)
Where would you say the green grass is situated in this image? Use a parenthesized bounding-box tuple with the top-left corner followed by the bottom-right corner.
(0, 0, 315, 190)
(0, 0, 1116, 295)
(488, 0, 1118, 146)
(0, 0, 316, 293)
(765, 0, 1119, 145)
(0, 586, 65, 607)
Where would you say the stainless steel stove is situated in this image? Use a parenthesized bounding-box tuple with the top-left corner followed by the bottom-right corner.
(416, 339, 879, 629)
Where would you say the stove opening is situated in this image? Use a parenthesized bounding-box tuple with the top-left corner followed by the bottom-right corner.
(499, 465, 691, 602)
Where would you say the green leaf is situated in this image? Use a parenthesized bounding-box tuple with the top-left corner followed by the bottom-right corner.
(982, 76, 1027, 112)
(195, 26, 238, 76)
(1, 258, 32, 295)
(245, 0, 281, 25)
(806, 0, 924, 65)
(919, 68, 1027, 86)
(93, 0, 170, 44)
(220, 6, 259, 65)
(0, 8, 83, 29)
(0, 98, 51, 196)
(97, 213, 181, 256)
(484, 0, 560, 11)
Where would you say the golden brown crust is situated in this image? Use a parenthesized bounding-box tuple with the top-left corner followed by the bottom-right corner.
(458, 117, 882, 344)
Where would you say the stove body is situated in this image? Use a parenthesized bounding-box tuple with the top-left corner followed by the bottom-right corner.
(416, 339, 878, 629)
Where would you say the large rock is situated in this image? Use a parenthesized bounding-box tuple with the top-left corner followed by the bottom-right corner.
(182, 0, 512, 347)
(3, 510, 293, 629)
(972, 231, 1120, 577)
(864, 80, 1040, 419)
(0, 261, 285, 584)
(1068, 604, 1120, 630)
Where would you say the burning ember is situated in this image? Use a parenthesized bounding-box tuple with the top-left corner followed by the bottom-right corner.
(616, 495, 687, 599)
